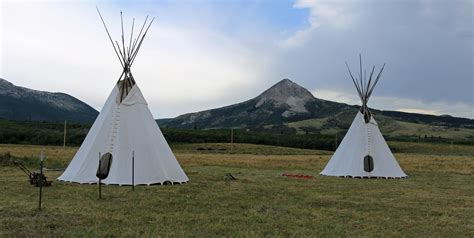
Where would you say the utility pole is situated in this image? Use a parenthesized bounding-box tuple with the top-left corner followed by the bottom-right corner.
(63, 120, 67, 148)
(230, 128, 234, 151)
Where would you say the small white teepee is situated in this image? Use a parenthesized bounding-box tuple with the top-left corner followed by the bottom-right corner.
(321, 56, 407, 178)
(58, 10, 188, 185)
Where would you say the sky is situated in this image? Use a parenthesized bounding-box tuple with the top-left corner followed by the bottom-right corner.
(0, 0, 473, 119)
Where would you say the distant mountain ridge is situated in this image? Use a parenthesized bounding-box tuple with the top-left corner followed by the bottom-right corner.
(159, 79, 474, 141)
(1, 77, 472, 141)
(0, 78, 98, 123)
(160, 79, 349, 128)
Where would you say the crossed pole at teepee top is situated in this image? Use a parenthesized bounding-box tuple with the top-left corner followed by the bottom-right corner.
(345, 54, 385, 123)
(96, 7, 155, 102)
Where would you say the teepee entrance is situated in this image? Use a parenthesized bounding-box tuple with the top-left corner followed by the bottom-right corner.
(321, 55, 407, 178)
(58, 9, 189, 185)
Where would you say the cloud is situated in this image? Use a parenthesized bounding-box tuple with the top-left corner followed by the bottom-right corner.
(273, 0, 473, 118)
(1, 0, 472, 119)
(396, 108, 439, 116)
(282, 0, 353, 47)
(136, 24, 269, 116)
(312, 89, 474, 119)
(1, 1, 270, 118)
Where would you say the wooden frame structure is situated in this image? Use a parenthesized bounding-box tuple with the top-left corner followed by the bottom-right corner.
(96, 7, 155, 102)
(345, 54, 385, 123)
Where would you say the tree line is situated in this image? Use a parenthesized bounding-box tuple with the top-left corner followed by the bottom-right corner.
(0, 119, 471, 150)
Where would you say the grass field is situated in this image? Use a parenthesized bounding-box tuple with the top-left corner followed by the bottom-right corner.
(0, 142, 473, 236)
(284, 115, 474, 141)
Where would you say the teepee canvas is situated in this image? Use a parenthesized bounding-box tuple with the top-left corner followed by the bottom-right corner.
(58, 10, 188, 185)
(321, 56, 406, 178)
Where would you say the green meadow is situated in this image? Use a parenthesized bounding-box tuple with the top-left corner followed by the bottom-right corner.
(0, 142, 473, 237)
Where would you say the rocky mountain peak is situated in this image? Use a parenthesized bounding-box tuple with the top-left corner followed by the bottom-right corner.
(0, 78, 14, 88)
(0, 78, 42, 98)
(255, 78, 315, 117)
(0, 78, 98, 123)
(259, 79, 314, 99)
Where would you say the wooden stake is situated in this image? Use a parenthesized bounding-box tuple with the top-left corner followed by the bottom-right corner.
(39, 150, 44, 210)
(132, 150, 135, 191)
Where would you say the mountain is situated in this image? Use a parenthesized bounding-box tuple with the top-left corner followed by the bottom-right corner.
(159, 79, 474, 141)
(0, 78, 98, 123)
(160, 79, 351, 129)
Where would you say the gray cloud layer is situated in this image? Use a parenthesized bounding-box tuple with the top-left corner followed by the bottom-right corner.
(1, 0, 472, 118)
(273, 0, 473, 109)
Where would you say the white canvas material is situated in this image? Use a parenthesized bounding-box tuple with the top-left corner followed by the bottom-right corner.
(58, 85, 189, 185)
(321, 112, 407, 178)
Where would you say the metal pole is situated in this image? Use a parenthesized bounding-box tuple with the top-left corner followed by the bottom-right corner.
(98, 152, 101, 199)
(132, 150, 135, 191)
(99, 178, 102, 199)
(39, 150, 44, 210)
(63, 120, 67, 148)
(359, 54, 364, 97)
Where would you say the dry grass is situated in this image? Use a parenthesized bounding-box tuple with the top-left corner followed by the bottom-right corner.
(0, 142, 473, 237)
(284, 115, 474, 140)
(388, 121, 474, 139)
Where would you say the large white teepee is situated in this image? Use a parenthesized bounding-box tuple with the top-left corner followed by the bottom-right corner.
(58, 10, 188, 185)
(321, 56, 407, 178)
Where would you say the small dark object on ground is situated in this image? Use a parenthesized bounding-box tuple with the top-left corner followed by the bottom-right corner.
(0, 152, 13, 165)
(224, 173, 237, 181)
(13, 160, 52, 187)
(30, 172, 52, 187)
(196, 147, 216, 151)
(282, 173, 314, 179)
(218, 148, 227, 151)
